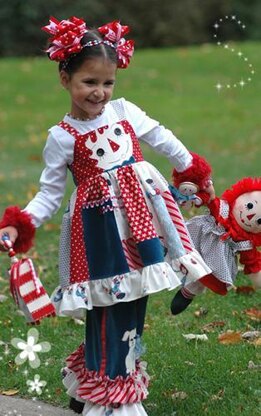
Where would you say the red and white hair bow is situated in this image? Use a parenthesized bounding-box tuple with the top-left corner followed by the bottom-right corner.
(42, 17, 134, 68)
(42, 16, 88, 62)
(98, 20, 134, 68)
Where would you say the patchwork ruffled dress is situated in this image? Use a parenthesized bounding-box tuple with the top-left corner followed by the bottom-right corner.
(24, 98, 211, 415)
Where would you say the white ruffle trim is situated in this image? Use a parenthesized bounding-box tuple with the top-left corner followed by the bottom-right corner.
(172, 249, 211, 286)
(63, 368, 148, 416)
(82, 402, 148, 416)
(52, 252, 211, 318)
(62, 368, 84, 403)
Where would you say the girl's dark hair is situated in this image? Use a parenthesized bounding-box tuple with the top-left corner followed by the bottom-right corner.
(56, 30, 118, 76)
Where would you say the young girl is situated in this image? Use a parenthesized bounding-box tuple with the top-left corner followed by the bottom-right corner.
(0, 17, 214, 416)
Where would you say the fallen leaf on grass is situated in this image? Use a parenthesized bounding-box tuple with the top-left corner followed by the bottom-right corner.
(252, 337, 261, 346)
(1, 389, 19, 396)
(144, 403, 157, 411)
(29, 250, 40, 260)
(171, 390, 188, 400)
(8, 361, 18, 371)
(73, 318, 85, 326)
(241, 331, 260, 341)
(16, 310, 25, 317)
(202, 321, 225, 332)
(235, 285, 255, 294)
(43, 223, 61, 231)
(218, 330, 242, 344)
(244, 308, 261, 321)
(248, 361, 261, 370)
(26, 184, 38, 200)
(49, 317, 60, 327)
(210, 389, 224, 401)
(184, 361, 195, 366)
(183, 333, 208, 341)
(28, 154, 42, 162)
(194, 307, 208, 317)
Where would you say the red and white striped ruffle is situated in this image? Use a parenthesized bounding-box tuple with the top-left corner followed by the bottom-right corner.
(122, 238, 143, 270)
(65, 344, 149, 406)
(162, 190, 193, 252)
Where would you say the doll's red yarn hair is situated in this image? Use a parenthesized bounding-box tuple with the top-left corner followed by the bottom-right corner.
(221, 177, 261, 247)
(222, 177, 261, 205)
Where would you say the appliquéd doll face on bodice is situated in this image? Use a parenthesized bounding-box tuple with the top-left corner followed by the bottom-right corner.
(64, 119, 144, 183)
(85, 122, 133, 170)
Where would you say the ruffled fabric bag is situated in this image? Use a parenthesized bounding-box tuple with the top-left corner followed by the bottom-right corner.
(2, 235, 56, 324)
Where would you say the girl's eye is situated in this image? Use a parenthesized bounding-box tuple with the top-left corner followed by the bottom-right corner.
(114, 128, 122, 136)
(246, 202, 254, 210)
(257, 218, 261, 225)
(96, 148, 105, 157)
(84, 80, 95, 85)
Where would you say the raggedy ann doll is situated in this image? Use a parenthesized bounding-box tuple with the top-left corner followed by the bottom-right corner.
(170, 153, 261, 314)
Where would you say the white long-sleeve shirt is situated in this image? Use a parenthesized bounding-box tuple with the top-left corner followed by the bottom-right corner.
(25, 98, 192, 227)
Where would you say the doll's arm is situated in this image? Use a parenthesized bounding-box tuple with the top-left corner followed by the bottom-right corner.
(173, 152, 215, 205)
(239, 249, 261, 289)
(207, 197, 222, 218)
(239, 248, 261, 274)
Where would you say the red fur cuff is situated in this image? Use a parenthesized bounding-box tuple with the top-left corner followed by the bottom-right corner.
(0, 206, 35, 253)
(173, 152, 212, 190)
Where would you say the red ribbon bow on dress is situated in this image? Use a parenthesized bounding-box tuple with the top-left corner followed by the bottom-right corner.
(42, 16, 88, 61)
(98, 20, 135, 68)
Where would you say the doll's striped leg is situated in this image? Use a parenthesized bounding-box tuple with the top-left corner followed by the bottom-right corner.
(171, 273, 228, 315)
(171, 280, 206, 315)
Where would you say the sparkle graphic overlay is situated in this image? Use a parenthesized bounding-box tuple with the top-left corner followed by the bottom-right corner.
(213, 15, 255, 90)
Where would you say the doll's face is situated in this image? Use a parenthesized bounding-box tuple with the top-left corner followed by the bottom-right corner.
(232, 191, 261, 234)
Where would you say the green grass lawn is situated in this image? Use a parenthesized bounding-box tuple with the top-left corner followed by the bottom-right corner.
(0, 42, 260, 415)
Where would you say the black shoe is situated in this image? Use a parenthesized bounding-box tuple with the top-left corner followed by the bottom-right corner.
(69, 397, 85, 414)
(171, 289, 193, 315)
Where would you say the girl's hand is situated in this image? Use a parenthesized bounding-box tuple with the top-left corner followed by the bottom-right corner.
(203, 180, 216, 202)
(0, 226, 18, 251)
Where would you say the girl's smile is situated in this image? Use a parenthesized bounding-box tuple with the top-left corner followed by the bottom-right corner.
(60, 57, 117, 120)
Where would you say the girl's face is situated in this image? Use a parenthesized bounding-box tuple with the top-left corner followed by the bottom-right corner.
(60, 57, 117, 120)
